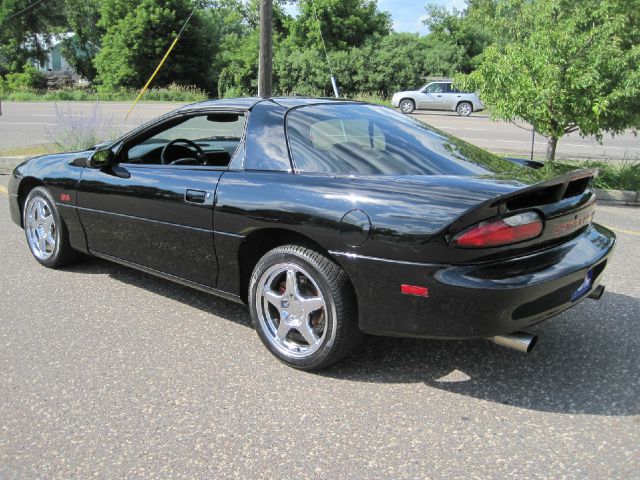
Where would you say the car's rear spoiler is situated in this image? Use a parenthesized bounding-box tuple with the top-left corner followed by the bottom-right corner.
(448, 168, 598, 235)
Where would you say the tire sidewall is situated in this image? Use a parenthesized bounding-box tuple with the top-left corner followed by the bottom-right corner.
(399, 99, 415, 114)
(249, 250, 339, 369)
(23, 187, 64, 268)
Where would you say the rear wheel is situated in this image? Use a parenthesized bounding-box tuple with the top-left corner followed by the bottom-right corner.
(456, 101, 472, 116)
(399, 99, 415, 114)
(249, 245, 362, 370)
(23, 186, 78, 268)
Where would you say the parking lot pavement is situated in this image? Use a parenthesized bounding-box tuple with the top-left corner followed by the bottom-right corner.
(413, 111, 640, 162)
(0, 177, 638, 479)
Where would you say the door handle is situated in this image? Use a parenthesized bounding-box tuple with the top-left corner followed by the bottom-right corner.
(185, 189, 207, 203)
(436, 95, 442, 97)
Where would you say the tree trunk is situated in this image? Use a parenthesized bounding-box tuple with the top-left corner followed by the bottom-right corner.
(546, 136, 558, 161)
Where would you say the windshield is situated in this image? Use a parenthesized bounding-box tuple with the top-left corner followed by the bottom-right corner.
(286, 103, 532, 177)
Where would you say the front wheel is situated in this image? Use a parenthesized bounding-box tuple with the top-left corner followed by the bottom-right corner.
(456, 101, 473, 116)
(23, 186, 78, 268)
(399, 99, 415, 114)
(249, 245, 362, 370)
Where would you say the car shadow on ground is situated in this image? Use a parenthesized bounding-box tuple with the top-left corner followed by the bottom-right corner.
(325, 291, 640, 417)
(65, 257, 252, 329)
(66, 257, 640, 417)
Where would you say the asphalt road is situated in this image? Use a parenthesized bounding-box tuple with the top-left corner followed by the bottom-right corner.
(0, 175, 639, 479)
(0, 101, 639, 160)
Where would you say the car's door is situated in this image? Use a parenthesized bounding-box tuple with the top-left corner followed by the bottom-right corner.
(76, 111, 247, 288)
(443, 83, 463, 110)
(416, 82, 447, 110)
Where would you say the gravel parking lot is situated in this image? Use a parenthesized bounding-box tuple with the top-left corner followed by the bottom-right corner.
(0, 175, 638, 479)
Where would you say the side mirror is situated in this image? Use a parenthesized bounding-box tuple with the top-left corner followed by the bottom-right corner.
(88, 148, 114, 168)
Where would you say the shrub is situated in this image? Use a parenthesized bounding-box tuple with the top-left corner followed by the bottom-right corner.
(5, 65, 47, 91)
(142, 83, 207, 102)
(582, 160, 640, 191)
(46, 103, 126, 152)
(0, 84, 207, 102)
(524, 158, 640, 192)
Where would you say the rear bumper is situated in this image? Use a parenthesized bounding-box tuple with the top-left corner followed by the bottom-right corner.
(333, 223, 615, 339)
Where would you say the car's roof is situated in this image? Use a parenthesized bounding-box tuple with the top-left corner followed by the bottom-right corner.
(179, 96, 361, 113)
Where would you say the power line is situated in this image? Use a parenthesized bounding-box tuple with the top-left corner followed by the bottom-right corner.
(177, 3, 198, 37)
(2, 0, 49, 23)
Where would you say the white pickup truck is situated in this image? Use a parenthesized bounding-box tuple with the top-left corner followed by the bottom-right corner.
(391, 80, 484, 116)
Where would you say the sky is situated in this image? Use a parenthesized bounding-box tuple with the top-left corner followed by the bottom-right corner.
(284, 1, 467, 36)
(377, 0, 466, 35)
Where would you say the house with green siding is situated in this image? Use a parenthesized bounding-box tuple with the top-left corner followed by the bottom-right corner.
(33, 33, 86, 83)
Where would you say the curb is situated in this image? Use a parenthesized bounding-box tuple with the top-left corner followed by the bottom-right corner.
(595, 188, 640, 207)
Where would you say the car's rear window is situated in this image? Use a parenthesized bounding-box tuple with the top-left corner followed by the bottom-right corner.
(286, 104, 503, 176)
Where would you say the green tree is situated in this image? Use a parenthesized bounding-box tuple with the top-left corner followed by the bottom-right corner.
(290, 0, 391, 51)
(94, 0, 216, 92)
(457, 0, 640, 160)
(422, 1, 500, 74)
(350, 34, 432, 95)
(60, 0, 102, 82)
(208, 0, 253, 96)
(0, 0, 66, 76)
(216, 0, 292, 97)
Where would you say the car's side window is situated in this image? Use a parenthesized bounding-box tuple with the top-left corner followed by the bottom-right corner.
(290, 116, 389, 174)
(120, 113, 247, 168)
(309, 119, 385, 152)
(425, 83, 445, 94)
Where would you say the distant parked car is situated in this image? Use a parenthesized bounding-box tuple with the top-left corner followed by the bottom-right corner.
(391, 81, 484, 116)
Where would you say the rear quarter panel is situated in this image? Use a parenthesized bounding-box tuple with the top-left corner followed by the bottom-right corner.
(212, 171, 519, 295)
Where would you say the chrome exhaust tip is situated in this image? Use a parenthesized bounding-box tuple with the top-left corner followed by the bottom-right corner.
(489, 331, 538, 353)
(588, 284, 605, 300)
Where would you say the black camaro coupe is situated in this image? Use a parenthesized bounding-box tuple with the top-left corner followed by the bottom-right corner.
(9, 97, 615, 370)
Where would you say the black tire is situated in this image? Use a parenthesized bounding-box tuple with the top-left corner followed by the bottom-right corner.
(23, 186, 79, 268)
(456, 101, 473, 116)
(399, 99, 415, 114)
(248, 244, 363, 370)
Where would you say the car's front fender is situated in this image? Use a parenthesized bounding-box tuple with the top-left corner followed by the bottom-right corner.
(9, 152, 91, 252)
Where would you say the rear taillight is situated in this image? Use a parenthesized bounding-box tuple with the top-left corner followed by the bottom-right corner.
(452, 211, 543, 248)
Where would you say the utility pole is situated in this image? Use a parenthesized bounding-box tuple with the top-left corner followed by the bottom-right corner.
(258, 0, 273, 98)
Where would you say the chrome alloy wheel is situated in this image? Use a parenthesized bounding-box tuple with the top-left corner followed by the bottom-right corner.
(25, 196, 57, 260)
(255, 263, 328, 359)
